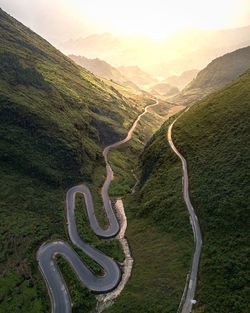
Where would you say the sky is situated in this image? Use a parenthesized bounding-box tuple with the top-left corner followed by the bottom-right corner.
(0, 0, 250, 42)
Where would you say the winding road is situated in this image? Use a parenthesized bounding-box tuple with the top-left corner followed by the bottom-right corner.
(168, 110, 202, 313)
(37, 101, 158, 313)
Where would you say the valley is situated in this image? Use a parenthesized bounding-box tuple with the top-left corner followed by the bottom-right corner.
(0, 4, 250, 313)
(37, 101, 159, 313)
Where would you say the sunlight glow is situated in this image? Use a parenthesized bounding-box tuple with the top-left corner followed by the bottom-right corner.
(0, 0, 249, 41)
(74, 0, 249, 39)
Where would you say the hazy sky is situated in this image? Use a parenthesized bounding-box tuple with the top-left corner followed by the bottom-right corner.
(0, 0, 249, 42)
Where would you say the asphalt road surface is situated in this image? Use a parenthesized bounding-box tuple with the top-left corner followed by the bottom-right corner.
(168, 111, 202, 313)
(37, 101, 158, 313)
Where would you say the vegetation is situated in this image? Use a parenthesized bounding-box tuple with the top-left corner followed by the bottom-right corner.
(105, 70, 250, 313)
(171, 46, 250, 105)
(69, 54, 138, 89)
(105, 115, 193, 313)
(0, 8, 157, 312)
(74, 194, 125, 266)
(108, 101, 165, 196)
(56, 255, 96, 313)
(186, 47, 250, 90)
(172, 69, 250, 312)
(0, 162, 64, 312)
(0, 270, 48, 313)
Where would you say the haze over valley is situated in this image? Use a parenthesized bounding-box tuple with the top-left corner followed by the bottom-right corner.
(0, 1, 249, 313)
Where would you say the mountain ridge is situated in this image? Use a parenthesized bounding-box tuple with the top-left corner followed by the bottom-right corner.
(170, 46, 250, 105)
(163, 69, 199, 89)
(0, 8, 155, 312)
(118, 65, 157, 86)
(68, 54, 141, 90)
(110, 69, 250, 313)
(58, 25, 250, 77)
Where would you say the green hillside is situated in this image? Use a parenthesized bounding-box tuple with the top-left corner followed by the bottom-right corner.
(186, 47, 250, 90)
(69, 55, 124, 82)
(171, 70, 250, 312)
(69, 54, 141, 90)
(104, 114, 193, 313)
(0, 8, 148, 186)
(0, 8, 154, 313)
(171, 46, 250, 105)
(108, 69, 250, 313)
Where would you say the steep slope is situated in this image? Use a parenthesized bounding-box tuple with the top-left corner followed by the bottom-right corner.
(104, 111, 193, 313)
(68, 54, 140, 89)
(170, 46, 250, 105)
(69, 55, 123, 81)
(171, 70, 250, 312)
(146, 26, 250, 77)
(107, 70, 250, 313)
(0, 8, 153, 313)
(0, 8, 146, 186)
(149, 83, 179, 97)
(118, 65, 157, 87)
(163, 69, 199, 89)
(58, 26, 250, 77)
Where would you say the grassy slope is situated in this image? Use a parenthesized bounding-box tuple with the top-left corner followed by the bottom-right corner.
(105, 113, 193, 313)
(171, 46, 250, 105)
(99, 76, 152, 108)
(172, 70, 250, 312)
(69, 55, 126, 85)
(0, 7, 144, 187)
(0, 8, 154, 313)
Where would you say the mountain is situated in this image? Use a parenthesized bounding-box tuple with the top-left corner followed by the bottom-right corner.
(0, 8, 148, 184)
(130, 69, 249, 313)
(69, 55, 124, 82)
(59, 32, 121, 58)
(149, 83, 179, 97)
(105, 106, 193, 312)
(170, 46, 250, 105)
(68, 54, 140, 89)
(163, 69, 199, 90)
(118, 65, 157, 87)
(0, 8, 154, 313)
(146, 26, 250, 77)
(59, 26, 250, 77)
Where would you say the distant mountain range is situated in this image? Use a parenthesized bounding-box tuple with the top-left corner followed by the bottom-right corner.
(149, 83, 179, 97)
(69, 55, 125, 83)
(170, 46, 250, 105)
(69, 55, 197, 95)
(69, 54, 159, 90)
(163, 69, 199, 90)
(59, 26, 250, 78)
(69, 54, 141, 90)
(118, 65, 157, 87)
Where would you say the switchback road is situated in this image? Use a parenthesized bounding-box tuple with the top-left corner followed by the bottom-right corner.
(37, 101, 158, 313)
